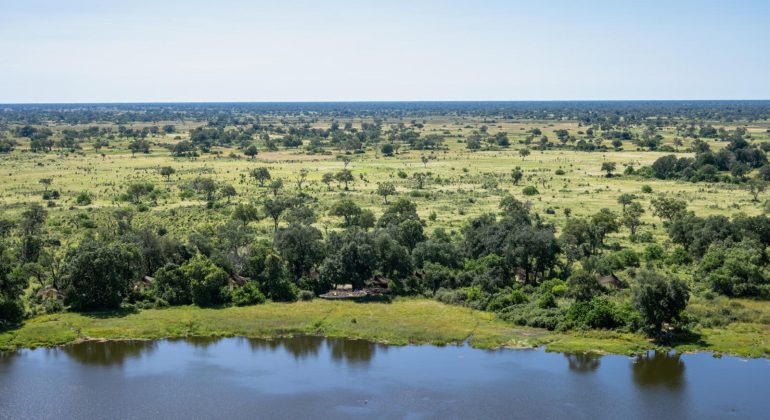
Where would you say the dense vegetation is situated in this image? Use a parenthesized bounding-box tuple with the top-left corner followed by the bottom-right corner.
(1, 101, 769, 350)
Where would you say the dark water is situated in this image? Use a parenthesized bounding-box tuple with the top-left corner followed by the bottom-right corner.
(1, 337, 769, 419)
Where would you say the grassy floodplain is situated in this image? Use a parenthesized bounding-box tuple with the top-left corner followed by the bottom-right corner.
(2, 299, 769, 357)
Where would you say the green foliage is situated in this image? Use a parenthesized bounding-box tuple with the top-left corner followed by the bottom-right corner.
(697, 241, 769, 298)
(631, 269, 689, 334)
(62, 240, 142, 311)
(567, 297, 624, 330)
(231, 281, 266, 306)
(522, 185, 539, 196)
(568, 270, 604, 302)
(181, 254, 230, 307)
(152, 263, 192, 305)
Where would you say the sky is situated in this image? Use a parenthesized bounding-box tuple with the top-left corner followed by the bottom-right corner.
(1, 0, 769, 103)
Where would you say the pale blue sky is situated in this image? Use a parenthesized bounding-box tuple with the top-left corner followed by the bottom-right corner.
(1, 0, 768, 102)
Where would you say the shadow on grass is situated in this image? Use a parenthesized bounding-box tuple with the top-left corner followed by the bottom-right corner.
(654, 329, 708, 348)
(79, 306, 139, 319)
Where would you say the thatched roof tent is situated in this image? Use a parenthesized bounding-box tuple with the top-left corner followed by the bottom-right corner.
(597, 273, 625, 289)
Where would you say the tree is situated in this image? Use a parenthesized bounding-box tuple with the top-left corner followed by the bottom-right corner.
(622, 201, 645, 235)
(329, 199, 361, 227)
(126, 182, 155, 204)
(413, 172, 428, 189)
(274, 224, 324, 280)
(182, 254, 230, 307)
(377, 182, 396, 204)
(261, 252, 297, 301)
(617, 193, 637, 211)
(651, 196, 687, 222)
(590, 208, 619, 249)
(250, 167, 271, 187)
(295, 169, 309, 190)
(159, 166, 175, 181)
(268, 178, 284, 197)
(20, 203, 47, 236)
(233, 203, 260, 226)
(39, 178, 53, 192)
(568, 271, 604, 302)
(263, 198, 289, 231)
(511, 167, 523, 185)
(220, 184, 237, 202)
(321, 172, 335, 190)
(519, 148, 531, 159)
(421, 155, 429, 168)
(244, 144, 258, 158)
(62, 240, 142, 310)
(697, 240, 768, 297)
(335, 169, 354, 190)
(0, 243, 26, 324)
(381, 143, 395, 156)
(748, 179, 767, 202)
(631, 269, 689, 335)
(152, 263, 192, 305)
(601, 162, 616, 177)
(192, 177, 217, 202)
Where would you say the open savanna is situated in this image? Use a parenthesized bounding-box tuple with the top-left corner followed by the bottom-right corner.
(1, 117, 767, 250)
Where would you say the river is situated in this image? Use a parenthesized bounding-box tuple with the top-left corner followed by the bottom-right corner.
(1, 336, 769, 419)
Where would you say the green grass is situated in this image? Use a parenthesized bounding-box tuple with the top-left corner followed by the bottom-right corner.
(2, 299, 768, 357)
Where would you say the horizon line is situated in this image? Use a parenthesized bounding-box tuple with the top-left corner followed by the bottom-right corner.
(2, 99, 770, 106)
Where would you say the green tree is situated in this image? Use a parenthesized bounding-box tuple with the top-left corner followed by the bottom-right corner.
(335, 169, 354, 190)
(233, 203, 260, 226)
(329, 199, 362, 227)
(622, 202, 645, 235)
(377, 182, 396, 204)
(651, 196, 687, 222)
(511, 167, 523, 185)
(250, 167, 271, 187)
(601, 162, 617, 177)
(181, 254, 229, 307)
(159, 166, 175, 181)
(62, 240, 142, 310)
(631, 269, 689, 335)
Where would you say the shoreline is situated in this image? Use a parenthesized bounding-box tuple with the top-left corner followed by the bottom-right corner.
(1, 299, 768, 358)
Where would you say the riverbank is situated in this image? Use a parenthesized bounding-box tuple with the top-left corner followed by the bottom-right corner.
(1, 299, 768, 357)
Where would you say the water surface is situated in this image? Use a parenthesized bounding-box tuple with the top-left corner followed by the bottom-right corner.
(1, 336, 769, 419)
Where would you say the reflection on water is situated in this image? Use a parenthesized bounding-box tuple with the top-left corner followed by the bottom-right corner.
(61, 340, 157, 367)
(1, 337, 768, 419)
(632, 351, 686, 389)
(564, 352, 601, 373)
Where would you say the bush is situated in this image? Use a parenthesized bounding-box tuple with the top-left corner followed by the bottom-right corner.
(486, 289, 529, 311)
(644, 244, 665, 261)
(75, 191, 92, 206)
(434, 288, 467, 305)
(231, 282, 266, 306)
(152, 263, 192, 305)
(0, 296, 25, 325)
(298, 290, 315, 301)
(537, 292, 557, 309)
(498, 304, 565, 330)
(522, 186, 539, 196)
(641, 185, 653, 193)
(181, 255, 230, 307)
(567, 297, 624, 329)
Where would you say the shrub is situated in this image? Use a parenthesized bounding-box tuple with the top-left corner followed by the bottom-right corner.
(298, 290, 315, 301)
(231, 282, 266, 306)
(641, 185, 653, 193)
(522, 186, 539, 196)
(75, 191, 92, 206)
(567, 297, 623, 329)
